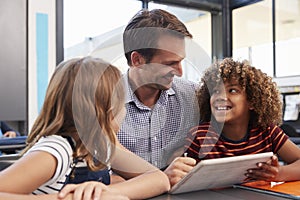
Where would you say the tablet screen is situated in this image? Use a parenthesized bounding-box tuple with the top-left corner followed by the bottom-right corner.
(169, 152, 273, 194)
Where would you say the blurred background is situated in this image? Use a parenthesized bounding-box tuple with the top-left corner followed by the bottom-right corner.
(0, 0, 299, 137)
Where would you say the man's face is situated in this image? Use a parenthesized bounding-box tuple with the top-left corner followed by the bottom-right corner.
(139, 35, 186, 90)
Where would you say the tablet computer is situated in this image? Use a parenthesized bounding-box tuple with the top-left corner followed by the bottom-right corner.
(169, 152, 273, 194)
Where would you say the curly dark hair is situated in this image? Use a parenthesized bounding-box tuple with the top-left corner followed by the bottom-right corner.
(197, 57, 282, 129)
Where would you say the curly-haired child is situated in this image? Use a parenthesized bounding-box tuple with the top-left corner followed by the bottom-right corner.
(185, 57, 300, 182)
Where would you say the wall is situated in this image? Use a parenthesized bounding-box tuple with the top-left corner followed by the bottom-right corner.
(0, 0, 27, 121)
(28, 0, 57, 131)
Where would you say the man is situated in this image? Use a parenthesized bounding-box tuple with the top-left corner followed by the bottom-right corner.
(117, 9, 199, 186)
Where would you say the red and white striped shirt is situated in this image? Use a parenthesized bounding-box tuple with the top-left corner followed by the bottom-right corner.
(185, 122, 288, 162)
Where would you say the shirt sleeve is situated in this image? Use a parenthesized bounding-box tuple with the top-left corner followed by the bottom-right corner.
(26, 135, 73, 186)
(271, 125, 289, 153)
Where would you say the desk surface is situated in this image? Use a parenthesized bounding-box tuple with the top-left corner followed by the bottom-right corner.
(150, 187, 287, 200)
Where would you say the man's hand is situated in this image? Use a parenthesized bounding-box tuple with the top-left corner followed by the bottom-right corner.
(164, 156, 196, 187)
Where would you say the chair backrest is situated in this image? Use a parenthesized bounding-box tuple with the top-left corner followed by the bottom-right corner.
(280, 124, 299, 137)
(0, 136, 27, 154)
(280, 124, 300, 146)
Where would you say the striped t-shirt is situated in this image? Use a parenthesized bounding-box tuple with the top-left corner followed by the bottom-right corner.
(25, 135, 73, 194)
(185, 122, 288, 162)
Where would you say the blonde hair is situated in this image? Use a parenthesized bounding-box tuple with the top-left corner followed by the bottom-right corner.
(24, 57, 125, 170)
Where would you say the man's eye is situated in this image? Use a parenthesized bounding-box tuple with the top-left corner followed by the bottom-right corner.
(166, 62, 176, 66)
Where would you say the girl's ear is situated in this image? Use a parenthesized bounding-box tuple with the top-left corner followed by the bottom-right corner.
(131, 51, 145, 67)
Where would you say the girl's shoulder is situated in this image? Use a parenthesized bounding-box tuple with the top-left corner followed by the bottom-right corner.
(27, 135, 74, 190)
(250, 124, 280, 133)
(249, 124, 288, 142)
(28, 135, 73, 156)
(38, 134, 71, 145)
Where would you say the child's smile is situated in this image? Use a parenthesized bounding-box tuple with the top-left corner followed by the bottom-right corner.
(210, 80, 252, 125)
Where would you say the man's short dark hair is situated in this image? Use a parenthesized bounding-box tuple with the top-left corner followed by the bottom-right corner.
(123, 9, 193, 66)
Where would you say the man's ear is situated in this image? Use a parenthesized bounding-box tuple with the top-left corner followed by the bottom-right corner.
(131, 51, 145, 67)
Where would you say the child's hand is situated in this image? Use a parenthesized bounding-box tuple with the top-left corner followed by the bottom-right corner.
(246, 155, 281, 182)
(58, 181, 129, 200)
(58, 181, 107, 200)
(58, 181, 106, 200)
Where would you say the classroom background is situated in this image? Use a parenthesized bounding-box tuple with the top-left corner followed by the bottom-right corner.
(0, 0, 299, 138)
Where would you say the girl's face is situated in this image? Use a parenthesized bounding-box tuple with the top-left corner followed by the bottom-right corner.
(210, 79, 252, 125)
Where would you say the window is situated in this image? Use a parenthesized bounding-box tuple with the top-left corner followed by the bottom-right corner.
(149, 2, 212, 83)
(64, 1, 212, 82)
(63, 0, 141, 65)
(233, 0, 300, 82)
(275, 0, 300, 77)
(232, 0, 273, 77)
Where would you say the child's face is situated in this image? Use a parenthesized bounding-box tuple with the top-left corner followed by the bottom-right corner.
(210, 79, 252, 125)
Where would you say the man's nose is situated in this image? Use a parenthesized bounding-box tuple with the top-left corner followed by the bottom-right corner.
(172, 64, 183, 77)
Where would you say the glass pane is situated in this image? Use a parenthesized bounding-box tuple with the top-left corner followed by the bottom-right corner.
(149, 3, 212, 83)
(275, 0, 300, 77)
(232, 0, 273, 77)
(64, 1, 212, 80)
(63, 0, 141, 65)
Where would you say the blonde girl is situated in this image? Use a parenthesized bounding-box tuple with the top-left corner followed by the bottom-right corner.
(0, 57, 169, 200)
